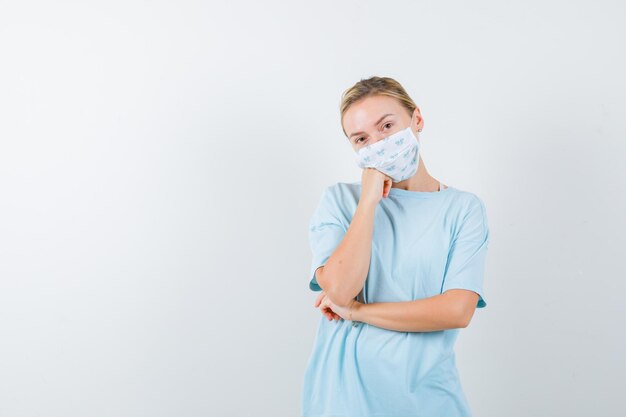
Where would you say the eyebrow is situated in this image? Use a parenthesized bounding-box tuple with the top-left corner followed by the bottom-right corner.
(349, 113, 395, 139)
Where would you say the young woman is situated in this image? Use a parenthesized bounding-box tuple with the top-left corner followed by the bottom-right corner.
(302, 76, 490, 416)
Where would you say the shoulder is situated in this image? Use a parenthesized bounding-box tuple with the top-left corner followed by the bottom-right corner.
(310, 182, 354, 215)
(445, 187, 490, 241)
(311, 182, 361, 224)
(444, 187, 489, 236)
(327, 180, 361, 194)
(321, 181, 361, 203)
(446, 186, 488, 217)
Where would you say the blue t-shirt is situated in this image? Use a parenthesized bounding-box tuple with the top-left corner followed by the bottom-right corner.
(302, 181, 490, 417)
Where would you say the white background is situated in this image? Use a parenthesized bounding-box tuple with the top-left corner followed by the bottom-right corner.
(1, 1, 625, 416)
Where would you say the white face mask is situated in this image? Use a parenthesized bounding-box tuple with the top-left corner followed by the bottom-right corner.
(354, 126, 421, 182)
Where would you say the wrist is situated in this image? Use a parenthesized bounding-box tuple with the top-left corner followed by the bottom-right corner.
(350, 301, 365, 323)
(356, 200, 378, 213)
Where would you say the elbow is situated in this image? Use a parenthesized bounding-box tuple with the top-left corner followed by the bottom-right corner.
(457, 315, 470, 328)
(456, 309, 474, 328)
(442, 290, 477, 329)
(326, 288, 355, 308)
(317, 267, 358, 307)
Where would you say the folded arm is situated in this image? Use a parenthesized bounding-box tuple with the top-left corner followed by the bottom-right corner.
(315, 200, 377, 307)
(350, 289, 480, 332)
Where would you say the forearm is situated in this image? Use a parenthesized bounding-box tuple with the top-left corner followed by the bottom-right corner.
(351, 294, 465, 332)
(318, 201, 377, 306)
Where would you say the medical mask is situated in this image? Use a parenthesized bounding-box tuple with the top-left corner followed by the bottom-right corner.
(354, 126, 421, 182)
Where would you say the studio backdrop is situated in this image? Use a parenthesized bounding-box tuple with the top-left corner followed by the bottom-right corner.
(0, 1, 624, 416)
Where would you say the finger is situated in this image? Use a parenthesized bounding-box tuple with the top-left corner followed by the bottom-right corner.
(314, 291, 325, 307)
(324, 307, 339, 321)
(384, 178, 392, 197)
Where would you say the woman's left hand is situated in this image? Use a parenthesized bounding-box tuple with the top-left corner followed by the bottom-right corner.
(315, 291, 361, 321)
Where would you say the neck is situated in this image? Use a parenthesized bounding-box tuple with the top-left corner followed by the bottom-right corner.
(391, 157, 441, 192)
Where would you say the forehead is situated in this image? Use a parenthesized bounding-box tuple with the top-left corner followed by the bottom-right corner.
(343, 95, 405, 136)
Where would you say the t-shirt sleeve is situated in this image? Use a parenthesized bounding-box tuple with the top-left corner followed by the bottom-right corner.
(307, 186, 347, 292)
(441, 196, 490, 308)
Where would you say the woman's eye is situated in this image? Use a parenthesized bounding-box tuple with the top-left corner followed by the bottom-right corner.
(383, 122, 392, 129)
(356, 137, 366, 144)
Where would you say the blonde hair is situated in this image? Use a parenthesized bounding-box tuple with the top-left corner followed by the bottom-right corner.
(339, 76, 417, 137)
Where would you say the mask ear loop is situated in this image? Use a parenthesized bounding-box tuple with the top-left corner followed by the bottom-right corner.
(415, 129, 422, 171)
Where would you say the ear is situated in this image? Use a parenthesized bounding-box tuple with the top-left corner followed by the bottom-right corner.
(413, 107, 423, 130)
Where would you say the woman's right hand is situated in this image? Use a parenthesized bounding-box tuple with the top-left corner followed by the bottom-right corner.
(360, 168, 393, 206)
